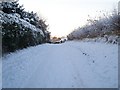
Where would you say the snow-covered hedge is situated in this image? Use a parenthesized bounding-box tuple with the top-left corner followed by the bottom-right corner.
(0, 12, 44, 35)
(0, 1, 50, 53)
(67, 10, 120, 44)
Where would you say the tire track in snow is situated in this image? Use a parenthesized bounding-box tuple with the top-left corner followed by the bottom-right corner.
(68, 44, 97, 66)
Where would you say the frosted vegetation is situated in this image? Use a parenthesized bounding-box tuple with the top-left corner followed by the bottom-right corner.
(0, 1, 50, 54)
(1, 1, 118, 88)
(67, 10, 120, 44)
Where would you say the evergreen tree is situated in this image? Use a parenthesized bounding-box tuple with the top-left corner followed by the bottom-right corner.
(1, 1, 50, 53)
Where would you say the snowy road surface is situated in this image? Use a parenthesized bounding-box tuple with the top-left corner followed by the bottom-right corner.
(2, 41, 118, 88)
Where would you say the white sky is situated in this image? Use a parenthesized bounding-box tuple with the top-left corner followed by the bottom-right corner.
(18, 0, 118, 37)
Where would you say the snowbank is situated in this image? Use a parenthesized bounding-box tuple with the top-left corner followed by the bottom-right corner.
(78, 35, 119, 44)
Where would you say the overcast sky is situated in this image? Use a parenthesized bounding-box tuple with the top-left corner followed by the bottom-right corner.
(18, 0, 118, 37)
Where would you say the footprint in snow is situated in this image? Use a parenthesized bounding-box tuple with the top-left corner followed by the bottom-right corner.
(74, 77, 77, 80)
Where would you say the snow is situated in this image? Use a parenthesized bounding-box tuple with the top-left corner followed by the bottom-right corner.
(2, 41, 118, 88)
(67, 11, 118, 42)
(0, 12, 44, 37)
(78, 35, 119, 44)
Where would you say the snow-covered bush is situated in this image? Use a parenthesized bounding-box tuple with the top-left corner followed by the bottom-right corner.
(79, 35, 119, 44)
(0, 1, 50, 53)
(1, 1, 24, 15)
(67, 10, 120, 44)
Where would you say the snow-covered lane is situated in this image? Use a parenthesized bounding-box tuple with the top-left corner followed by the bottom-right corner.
(2, 41, 118, 88)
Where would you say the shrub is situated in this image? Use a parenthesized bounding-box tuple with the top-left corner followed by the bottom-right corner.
(67, 10, 120, 41)
(1, 1, 50, 53)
